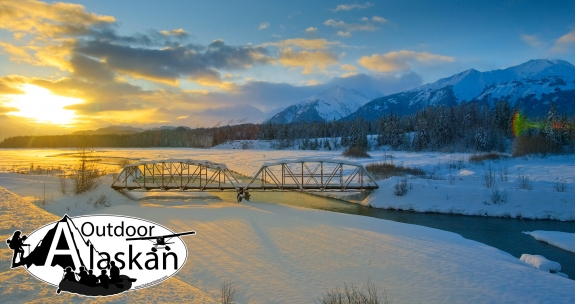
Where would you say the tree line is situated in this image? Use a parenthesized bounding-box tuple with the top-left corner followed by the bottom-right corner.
(2, 101, 574, 155)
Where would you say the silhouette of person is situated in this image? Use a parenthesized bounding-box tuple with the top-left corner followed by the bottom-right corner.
(77, 266, 88, 285)
(86, 269, 98, 287)
(6, 230, 27, 267)
(109, 261, 121, 284)
(62, 266, 77, 282)
(97, 269, 110, 289)
(237, 188, 244, 202)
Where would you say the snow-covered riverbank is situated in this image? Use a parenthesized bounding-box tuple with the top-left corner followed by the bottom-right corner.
(1, 184, 574, 303)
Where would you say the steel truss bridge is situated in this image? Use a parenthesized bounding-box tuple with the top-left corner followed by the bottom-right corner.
(111, 159, 378, 197)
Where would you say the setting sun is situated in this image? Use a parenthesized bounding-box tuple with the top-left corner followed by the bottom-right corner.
(6, 84, 83, 125)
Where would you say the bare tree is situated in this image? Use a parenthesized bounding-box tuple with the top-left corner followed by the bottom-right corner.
(73, 147, 101, 194)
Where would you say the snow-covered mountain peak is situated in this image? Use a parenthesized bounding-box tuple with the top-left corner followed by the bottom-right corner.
(305, 85, 368, 104)
(266, 86, 371, 124)
(494, 59, 575, 80)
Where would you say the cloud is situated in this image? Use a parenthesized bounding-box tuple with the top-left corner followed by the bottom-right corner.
(260, 38, 340, 50)
(551, 30, 575, 53)
(0, 76, 27, 95)
(337, 31, 352, 37)
(159, 28, 189, 38)
(372, 16, 387, 23)
(324, 19, 376, 32)
(521, 34, 544, 48)
(70, 54, 115, 81)
(259, 22, 270, 30)
(305, 27, 318, 33)
(358, 50, 455, 72)
(340, 64, 358, 71)
(305, 79, 322, 86)
(332, 2, 373, 12)
(188, 72, 422, 111)
(0, 0, 115, 70)
(0, 105, 20, 114)
(340, 64, 358, 77)
(326, 72, 422, 97)
(75, 39, 271, 86)
(277, 48, 339, 74)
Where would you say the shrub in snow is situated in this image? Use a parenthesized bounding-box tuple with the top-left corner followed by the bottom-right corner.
(520, 254, 562, 274)
(483, 165, 495, 188)
(554, 180, 567, 192)
(317, 278, 390, 304)
(365, 162, 425, 180)
(220, 279, 240, 304)
(512, 133, 562, 157)
(394, 177, 408, 196)
(486, 188, 507, 205)
(469, 152, 507, 163)
(518, 174, 533, 190)
(342, 147, 371, 158)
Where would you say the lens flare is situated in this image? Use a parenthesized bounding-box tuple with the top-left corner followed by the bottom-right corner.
(512, 111, 573, 137)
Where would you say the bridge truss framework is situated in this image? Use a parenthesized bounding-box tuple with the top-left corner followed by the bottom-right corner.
(111, 159, 379, 196)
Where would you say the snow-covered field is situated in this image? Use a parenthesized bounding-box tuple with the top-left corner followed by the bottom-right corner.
(1, 184, 574, 303)
(0, 147, 574, 302)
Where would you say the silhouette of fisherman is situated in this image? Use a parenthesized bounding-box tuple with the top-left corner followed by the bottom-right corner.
(109, 261, 121, 284)
(6, 230, 28, 268)
(97, 269, 110, 289)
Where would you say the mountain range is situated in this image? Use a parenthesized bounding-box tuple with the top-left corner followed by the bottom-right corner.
(348, 59, 575, 120)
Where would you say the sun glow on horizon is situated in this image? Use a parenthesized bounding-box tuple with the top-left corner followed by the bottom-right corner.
(6, 84, 83, 125)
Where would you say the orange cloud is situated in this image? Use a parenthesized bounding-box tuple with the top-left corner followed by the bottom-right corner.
(0, 0, 115, 70)
(159, 28, 189, 37)
(358, 50, 454, 72)
(278, 48, 338, 74)
(551, 30, 575, 53)
(260, 38, 340, 50)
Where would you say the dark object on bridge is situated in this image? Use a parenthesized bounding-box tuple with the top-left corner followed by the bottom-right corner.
(237, 188, 250, 202)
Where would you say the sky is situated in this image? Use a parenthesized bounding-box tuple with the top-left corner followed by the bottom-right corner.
(0, 0, 574, 133)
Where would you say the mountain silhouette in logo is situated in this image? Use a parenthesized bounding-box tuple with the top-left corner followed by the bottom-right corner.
(23, 215, 98, 270)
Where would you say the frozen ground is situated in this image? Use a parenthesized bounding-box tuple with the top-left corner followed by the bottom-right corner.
(1, 146, 572, 220)
(523, 231, 575, 253)
(1, 184, 574, 303)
